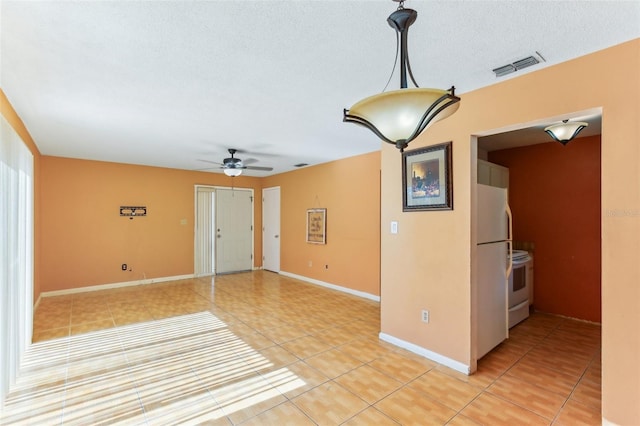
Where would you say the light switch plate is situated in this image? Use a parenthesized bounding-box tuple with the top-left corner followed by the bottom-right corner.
(390, 221, 398, 234)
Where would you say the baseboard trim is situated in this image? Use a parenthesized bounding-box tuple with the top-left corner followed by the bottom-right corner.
(279, 271, 380, 302)
(379, 332, 470, 375)
(33, 294, 42, 311)
(40, 274, 195, 298)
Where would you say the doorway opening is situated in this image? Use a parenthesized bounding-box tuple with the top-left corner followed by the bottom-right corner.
(194, 185, 254, 276)
(471, 108, 603, 369)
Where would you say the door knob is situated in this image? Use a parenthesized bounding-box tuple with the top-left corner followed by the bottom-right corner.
(275, 235, 279, 238)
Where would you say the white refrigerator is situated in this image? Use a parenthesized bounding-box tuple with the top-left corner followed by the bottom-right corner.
(477, 184, 512, 359)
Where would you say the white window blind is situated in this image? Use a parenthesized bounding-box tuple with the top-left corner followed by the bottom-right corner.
(0, 115, 34, 409)
(195, 186, 215, 277)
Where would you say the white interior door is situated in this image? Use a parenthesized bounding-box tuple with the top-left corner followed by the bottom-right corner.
(194, 186, 215, 276)
(262, 187, 281, 272)
(216, 188, 253, 274)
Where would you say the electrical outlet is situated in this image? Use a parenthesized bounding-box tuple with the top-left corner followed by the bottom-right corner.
(308, 260, 312, 267)
(421, 309, 429, 323)
(121, 264, 127, 271)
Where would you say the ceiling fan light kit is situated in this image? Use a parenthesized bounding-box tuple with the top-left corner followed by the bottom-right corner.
(544, 120, 588, 145)
(343, 0, 460, 152)
(198, 148, 274, 176)
(222, 149, 244, 177)
(223, 168, 243, 177)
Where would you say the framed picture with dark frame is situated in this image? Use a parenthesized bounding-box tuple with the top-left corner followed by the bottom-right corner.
(402, 142, 453, 211)
(306, 208, 327, 244)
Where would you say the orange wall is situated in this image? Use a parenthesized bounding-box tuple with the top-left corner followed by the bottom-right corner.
(380, 39, 639, 424)
(40, 156, 263, 292)
(0, 89, 42, 301)
(5, 39, 639, 423)
(40, 151, 381, 297)
(263, 151, 381, 297)
(489, 136, 601, 322)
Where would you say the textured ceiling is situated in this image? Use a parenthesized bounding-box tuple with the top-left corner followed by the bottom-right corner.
(1, 1, 639, 176)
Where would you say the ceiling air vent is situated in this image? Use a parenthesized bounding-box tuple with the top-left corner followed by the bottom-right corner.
(293, 163, 309, 168)
(493, 52, 544, 78)
(492, 64, 516, 77)
(513, 56, 539, 70)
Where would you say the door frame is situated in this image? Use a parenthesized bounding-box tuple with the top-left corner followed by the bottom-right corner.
(194, 185, 255, 276)
(470, 106, 602, 372)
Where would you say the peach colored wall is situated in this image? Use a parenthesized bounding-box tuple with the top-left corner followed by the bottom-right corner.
(0, 89, 42, 302)
(40, 156, 263, 292)
(380, 39, 639, 424)
(262, 151, 381, 297)
(5, 39, 639, 423)
(489, 135, 601, 322)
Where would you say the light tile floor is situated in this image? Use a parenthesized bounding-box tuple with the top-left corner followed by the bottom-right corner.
(2, 271, 601, 425)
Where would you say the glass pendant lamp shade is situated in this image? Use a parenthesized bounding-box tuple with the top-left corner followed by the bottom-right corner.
(544, 120, 588, 145)
(343, 1, 460, 152)
(223, 168, 242, 177)
(344, 87, 460, 151)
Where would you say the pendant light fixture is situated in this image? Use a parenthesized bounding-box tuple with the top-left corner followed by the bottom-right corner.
(343, 0, 460, 152)
(544, 120, 588, 145)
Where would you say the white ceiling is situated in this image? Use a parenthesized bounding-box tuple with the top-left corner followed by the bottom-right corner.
(2, 1, 639, 176)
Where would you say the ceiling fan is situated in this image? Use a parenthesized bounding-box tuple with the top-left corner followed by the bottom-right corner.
(199, 148, 273, 176)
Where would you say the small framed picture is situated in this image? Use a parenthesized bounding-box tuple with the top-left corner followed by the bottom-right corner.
(402, 142, 453, 211)
(306, 208, 326, 244)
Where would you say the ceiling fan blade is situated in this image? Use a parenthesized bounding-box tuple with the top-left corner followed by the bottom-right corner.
(245, 166, 274, 171)
(197, 159, 222, 165)
(243, 158, 259, 165)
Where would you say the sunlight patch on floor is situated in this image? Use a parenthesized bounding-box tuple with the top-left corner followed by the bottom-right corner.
(1, 311, 305, 425)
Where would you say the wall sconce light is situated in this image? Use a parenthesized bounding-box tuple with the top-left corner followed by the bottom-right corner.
(544, 120, 588, 145)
